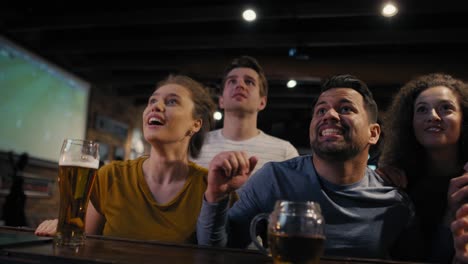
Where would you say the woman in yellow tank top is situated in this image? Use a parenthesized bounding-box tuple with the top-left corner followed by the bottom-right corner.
(35, 75, 216, 243)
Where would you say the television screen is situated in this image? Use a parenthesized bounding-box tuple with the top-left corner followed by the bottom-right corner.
(0, 36, 90, 163)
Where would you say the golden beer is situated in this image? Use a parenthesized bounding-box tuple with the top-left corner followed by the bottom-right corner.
(55, 139, 99, 247)
(55, 165, 97, 246)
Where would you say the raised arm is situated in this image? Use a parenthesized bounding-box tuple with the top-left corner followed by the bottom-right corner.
(205, 151, 257, 203)
(197, 151, 257, 246)
(448, 163, 468, 220)
(450, 163, 468, 263)
(452, 204, 468, 263)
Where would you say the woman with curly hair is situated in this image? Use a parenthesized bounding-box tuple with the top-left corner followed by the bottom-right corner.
(378, 73, 468, 263)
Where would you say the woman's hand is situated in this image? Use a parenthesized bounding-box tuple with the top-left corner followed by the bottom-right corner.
(34, 219, 58, 236)
(447, 162, 468, 221)
(452, 204, 468, 263)
(450, 163, 468, 264)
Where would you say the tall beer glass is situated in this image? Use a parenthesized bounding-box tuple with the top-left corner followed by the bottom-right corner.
(55, 139, 99, 247)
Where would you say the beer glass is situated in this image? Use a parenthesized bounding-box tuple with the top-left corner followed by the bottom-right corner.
(55, 139, 99, 247)
(250, 200, 325, 264)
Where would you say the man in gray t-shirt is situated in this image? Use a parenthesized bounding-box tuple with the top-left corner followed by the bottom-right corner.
(197, 74, 419, 260)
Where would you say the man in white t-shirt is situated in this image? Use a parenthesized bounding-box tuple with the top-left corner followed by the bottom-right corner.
(191, 56, 298, 174)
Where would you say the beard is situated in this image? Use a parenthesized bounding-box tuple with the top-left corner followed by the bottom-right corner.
(310, 133, 363, 162)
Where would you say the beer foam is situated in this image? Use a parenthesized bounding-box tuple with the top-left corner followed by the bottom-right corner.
(59, 156, 99, 169)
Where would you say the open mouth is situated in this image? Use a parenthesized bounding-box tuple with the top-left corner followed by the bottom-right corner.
(148, 116, 164, 126)
(425, 126, 443, 132)
(320, 128, 343, 136)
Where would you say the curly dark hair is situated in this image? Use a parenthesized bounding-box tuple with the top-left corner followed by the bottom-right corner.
(156, 75, 216, 158)
(380, 73, 468, 183)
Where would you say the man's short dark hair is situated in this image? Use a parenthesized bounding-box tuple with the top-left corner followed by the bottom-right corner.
(221, 56, 268, 97)
(319, 74, 379, 123)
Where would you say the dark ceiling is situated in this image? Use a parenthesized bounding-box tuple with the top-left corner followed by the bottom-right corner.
(2, 1, 468, 150)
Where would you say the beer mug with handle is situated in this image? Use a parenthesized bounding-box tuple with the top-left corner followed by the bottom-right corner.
(55, 139, 99, 247)
(250, 200, 325, 264)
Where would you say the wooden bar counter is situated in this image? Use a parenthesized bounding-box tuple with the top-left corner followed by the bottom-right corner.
(0, 227, 428, 264)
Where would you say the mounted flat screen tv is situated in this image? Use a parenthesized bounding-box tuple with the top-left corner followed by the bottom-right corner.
(0, 36, 90, 163)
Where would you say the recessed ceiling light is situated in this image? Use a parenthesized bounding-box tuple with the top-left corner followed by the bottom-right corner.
(242, 9, 257, 22)
(213, 111, 223, 120)
(287, 80, 297, 88)
(382, 3, 398, 17)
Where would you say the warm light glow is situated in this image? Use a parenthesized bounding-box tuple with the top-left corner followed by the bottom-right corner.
(213, 111, 223, 120)
(242, 9, 257, 22)
(287, 79, 297, 88)
(382, 3, 398, 17)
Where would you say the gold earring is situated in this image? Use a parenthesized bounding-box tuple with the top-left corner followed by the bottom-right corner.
(188, 131, 194, 137)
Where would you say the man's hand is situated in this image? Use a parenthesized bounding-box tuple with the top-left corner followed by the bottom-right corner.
(205, 151, 258, 203)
